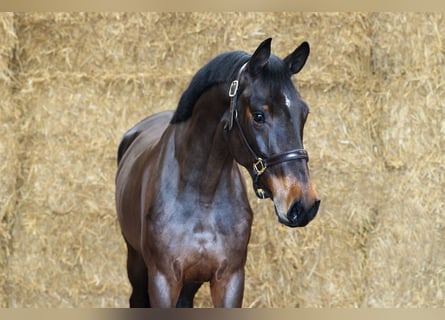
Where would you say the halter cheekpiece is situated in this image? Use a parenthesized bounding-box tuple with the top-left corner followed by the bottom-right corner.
(225, 63, 309, 199)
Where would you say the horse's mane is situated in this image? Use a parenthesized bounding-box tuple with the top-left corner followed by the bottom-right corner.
(170, 51, 251, 124)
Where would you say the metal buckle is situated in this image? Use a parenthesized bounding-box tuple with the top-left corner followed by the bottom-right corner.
(253, 158, 266, 176)
(256, 188, 267, 199)
(229, 80, 239, 97)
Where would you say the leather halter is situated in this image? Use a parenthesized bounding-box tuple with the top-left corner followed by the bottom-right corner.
(225, 63, 309, 199)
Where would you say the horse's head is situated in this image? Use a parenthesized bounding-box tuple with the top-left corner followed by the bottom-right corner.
(226, 38, 320, 228)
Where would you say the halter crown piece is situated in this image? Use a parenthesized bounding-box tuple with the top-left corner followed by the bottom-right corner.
(226, 62, 247, 131)
(225, 63, 310, 199)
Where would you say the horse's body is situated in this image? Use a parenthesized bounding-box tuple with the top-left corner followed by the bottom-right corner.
(116, 38, 320, 307)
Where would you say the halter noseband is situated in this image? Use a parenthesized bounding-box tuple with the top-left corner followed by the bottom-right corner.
(225, 63, 309, 199)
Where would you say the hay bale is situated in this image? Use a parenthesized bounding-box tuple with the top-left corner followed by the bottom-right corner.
(14, 12, 372, 87)
(6, 76, 135, 307)
(370, 13, 445, 79)
(365, 14, 445, 304)
(0, 12, 18, 308)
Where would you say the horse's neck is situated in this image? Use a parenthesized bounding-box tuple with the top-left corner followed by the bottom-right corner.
(172, 87, 240, 202)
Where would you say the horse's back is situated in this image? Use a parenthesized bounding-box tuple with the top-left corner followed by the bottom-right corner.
(115, 110, 173, 247)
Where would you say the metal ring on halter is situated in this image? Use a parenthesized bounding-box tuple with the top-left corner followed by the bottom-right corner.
(226, 63, 248, 131)
(253, 158, 266, 176)
(228, 80, 239, 98)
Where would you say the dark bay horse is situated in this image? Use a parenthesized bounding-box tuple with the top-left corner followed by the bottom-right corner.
(115, 38, 320, 308)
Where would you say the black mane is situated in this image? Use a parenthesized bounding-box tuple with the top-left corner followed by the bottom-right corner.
(170, 51, 250, 124)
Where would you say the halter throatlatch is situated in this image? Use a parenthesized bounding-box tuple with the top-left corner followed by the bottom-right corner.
(225, 63, 309, 199)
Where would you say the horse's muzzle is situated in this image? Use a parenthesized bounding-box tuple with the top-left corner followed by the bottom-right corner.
(277, 199, 320, 228)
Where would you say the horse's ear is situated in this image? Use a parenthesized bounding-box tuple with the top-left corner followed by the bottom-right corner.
(248, 38, 272, 76)
(284, 41, 310, 75)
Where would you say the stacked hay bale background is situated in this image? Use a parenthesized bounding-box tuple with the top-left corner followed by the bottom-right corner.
(0, 12, 443, 307)
(0, 12, 19, 306)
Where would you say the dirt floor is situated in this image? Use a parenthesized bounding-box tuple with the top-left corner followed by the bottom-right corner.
(0, 12, 444, 307)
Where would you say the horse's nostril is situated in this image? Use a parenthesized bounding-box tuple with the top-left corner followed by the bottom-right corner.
(287, 201, 304, 225)
(286, 199, 319, 227)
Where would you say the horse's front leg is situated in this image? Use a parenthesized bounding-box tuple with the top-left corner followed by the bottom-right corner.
(148, 268, 182, 308)
(210, 268, 245, 308)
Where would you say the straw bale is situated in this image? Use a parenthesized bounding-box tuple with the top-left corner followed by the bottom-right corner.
(13, 13, 372, 88)
(359, 12, 444, 306)
(6, 77, 128, 307)
(0, 85, 19, 308)
(364, 79, 445, 307)
(0, 12, 18, 308)
(0, 11, 17, 231)
(370, 13, 445, 79)
(2, 12, 444, 308)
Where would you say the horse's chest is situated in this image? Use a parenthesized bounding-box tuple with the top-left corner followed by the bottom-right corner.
(176, 217, 247, 258)
(148, 209, 250, 283)
(174, 227, 243, 282)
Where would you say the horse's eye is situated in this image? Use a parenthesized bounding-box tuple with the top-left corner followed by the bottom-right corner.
(252, 112, 265, 124)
